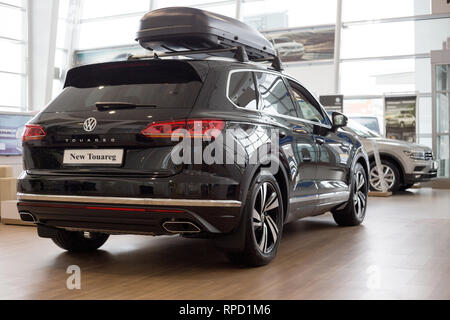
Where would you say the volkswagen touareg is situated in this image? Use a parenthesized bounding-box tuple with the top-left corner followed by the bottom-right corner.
(17, 7, 369, 266)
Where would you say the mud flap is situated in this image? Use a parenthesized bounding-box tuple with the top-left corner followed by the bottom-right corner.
(37, 224, 61, 239)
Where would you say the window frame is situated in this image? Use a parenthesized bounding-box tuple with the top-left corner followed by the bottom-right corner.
(286, 78, 333, 127)
(226, 70, 260, 110)
(226, 68, 333, 129)
(254, 70, 300, 119)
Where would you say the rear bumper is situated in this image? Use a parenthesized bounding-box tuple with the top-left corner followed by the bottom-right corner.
(17, 193, 242, 236)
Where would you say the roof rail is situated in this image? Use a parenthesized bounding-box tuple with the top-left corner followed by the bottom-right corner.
(128, 46, 283, 71)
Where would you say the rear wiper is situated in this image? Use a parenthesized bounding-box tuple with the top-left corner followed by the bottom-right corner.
(96, 102, 157, 111)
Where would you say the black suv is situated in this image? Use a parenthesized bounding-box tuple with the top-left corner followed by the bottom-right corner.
(17, 8, 369, 266)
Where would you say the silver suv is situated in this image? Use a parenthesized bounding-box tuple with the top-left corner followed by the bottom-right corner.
(344, 120, 438, 192)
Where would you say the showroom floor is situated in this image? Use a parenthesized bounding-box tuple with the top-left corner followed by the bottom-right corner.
(0, 188, 449, 300)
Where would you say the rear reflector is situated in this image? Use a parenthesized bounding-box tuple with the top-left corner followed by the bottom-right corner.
(141, 119, 225, 139)
(22, 125, 46, 142)
(18, 202, 184, 213)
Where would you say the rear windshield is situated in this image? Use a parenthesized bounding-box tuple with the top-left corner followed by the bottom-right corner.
(43, 61, 203, 112)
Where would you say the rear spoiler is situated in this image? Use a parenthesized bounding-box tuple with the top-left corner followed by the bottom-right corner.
(64, 60, 207, 89)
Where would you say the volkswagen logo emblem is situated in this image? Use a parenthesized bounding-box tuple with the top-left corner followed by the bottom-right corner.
(83, 118, 97, 132)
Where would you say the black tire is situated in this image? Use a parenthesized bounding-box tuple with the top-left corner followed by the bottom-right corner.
(332, 163, 368, 227)
(227, 171, 284, 267)
(52, 230, 109, 252)
(369, 159, 401, 193)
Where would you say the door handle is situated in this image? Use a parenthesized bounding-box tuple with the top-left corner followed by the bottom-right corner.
(293, 128, 308, 134)
(315, 137, 325, 145)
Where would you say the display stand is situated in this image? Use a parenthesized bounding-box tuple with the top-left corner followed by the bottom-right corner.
(368, 141, 392, 197)
(0, 165, 28, 226)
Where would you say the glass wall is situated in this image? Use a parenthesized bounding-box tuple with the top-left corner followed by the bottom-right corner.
(50, 0, 449, 180)
(241, 0, 336, 31)
(340, 0, 449, 160)
(435, 64, 450, 177)
(81, 0, 150, 19)
(53, 0, 73, 98)
(342, 0, 430, 21)
(0, 0, 27, 111)
(341, 19, 450, 59)
(417, 96, 432, 149)
(76, 1, 240, 50)
(78, 15, 143, 49)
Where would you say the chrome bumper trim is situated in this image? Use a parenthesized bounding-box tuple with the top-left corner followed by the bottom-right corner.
(17, 193, 242, 208)
(290, 191, 350, 204)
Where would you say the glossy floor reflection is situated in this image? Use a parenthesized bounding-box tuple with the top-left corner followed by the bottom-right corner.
(0, 188, 449, 300)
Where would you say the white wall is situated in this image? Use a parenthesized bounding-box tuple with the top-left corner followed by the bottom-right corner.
(0, 157, 23, 177)
(284, 62, 335, 97)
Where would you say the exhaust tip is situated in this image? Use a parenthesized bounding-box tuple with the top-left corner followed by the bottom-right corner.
(162, 221, 201, 234)
(19, 212, 37, 223)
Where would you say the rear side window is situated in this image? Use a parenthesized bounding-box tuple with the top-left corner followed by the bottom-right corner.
(255, 72, 297, 118)
(228, 71, 258, 110)
(44, 61, 203, 112)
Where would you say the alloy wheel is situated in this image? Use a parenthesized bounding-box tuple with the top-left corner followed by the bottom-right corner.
(353, 170, 367, 218)
(252, 182, 281, 254)
(370, 165, 395, 191)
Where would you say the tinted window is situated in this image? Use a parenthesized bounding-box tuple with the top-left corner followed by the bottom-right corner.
(349, 117, 381, 134)
(288, 80, 326, 124)
(44, 61, 203, 112)
(346, 120, 381, 138)
(228, 72, 258, 110)
(256, 72, 297, 118)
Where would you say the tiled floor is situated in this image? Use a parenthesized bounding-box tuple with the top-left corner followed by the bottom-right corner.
(0, 188, 449, 299)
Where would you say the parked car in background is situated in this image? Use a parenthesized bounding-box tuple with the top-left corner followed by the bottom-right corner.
(344, 120, 438, 192)
(272, 37, 305, 57)
(386, 112, 416, 128)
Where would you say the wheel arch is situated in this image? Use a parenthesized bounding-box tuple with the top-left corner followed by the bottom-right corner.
(356, 157, 369, 181)
(350, 147, 370, 182)
(214, 154, 291, 253)
(251, 161, 290, 222)
(368, 152, 405, 185)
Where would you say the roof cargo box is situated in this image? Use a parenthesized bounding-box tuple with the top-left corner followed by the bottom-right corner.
(136, 7, 276, 60)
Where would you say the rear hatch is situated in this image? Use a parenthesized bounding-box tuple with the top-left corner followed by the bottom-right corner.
(24, 60, 208, 177)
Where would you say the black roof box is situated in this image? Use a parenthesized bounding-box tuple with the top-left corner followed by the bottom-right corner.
(136, 7, 277, 61)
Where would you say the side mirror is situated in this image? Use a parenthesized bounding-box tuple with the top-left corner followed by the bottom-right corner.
(332, 112, 348, 130)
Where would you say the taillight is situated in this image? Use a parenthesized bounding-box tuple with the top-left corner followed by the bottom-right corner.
(22, 125, 46, 142)
(141, 120, 225, 139)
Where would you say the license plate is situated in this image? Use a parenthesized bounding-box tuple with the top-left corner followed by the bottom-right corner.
(63, 149, 124, 165)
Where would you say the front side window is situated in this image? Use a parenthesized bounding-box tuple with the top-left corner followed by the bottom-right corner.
(288, 80, 326, 125)
(256, 72, 297, 118)
(228, 71, 258, 110)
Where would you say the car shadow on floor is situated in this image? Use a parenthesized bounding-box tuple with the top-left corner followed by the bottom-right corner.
(20, 216, 368, 299)
(393, 190, 415, 196)
(48, 216, 347, 272)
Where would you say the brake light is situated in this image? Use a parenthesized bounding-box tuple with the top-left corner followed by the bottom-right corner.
(141, 120, 225, 138)
(22, 125, 46, 142)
